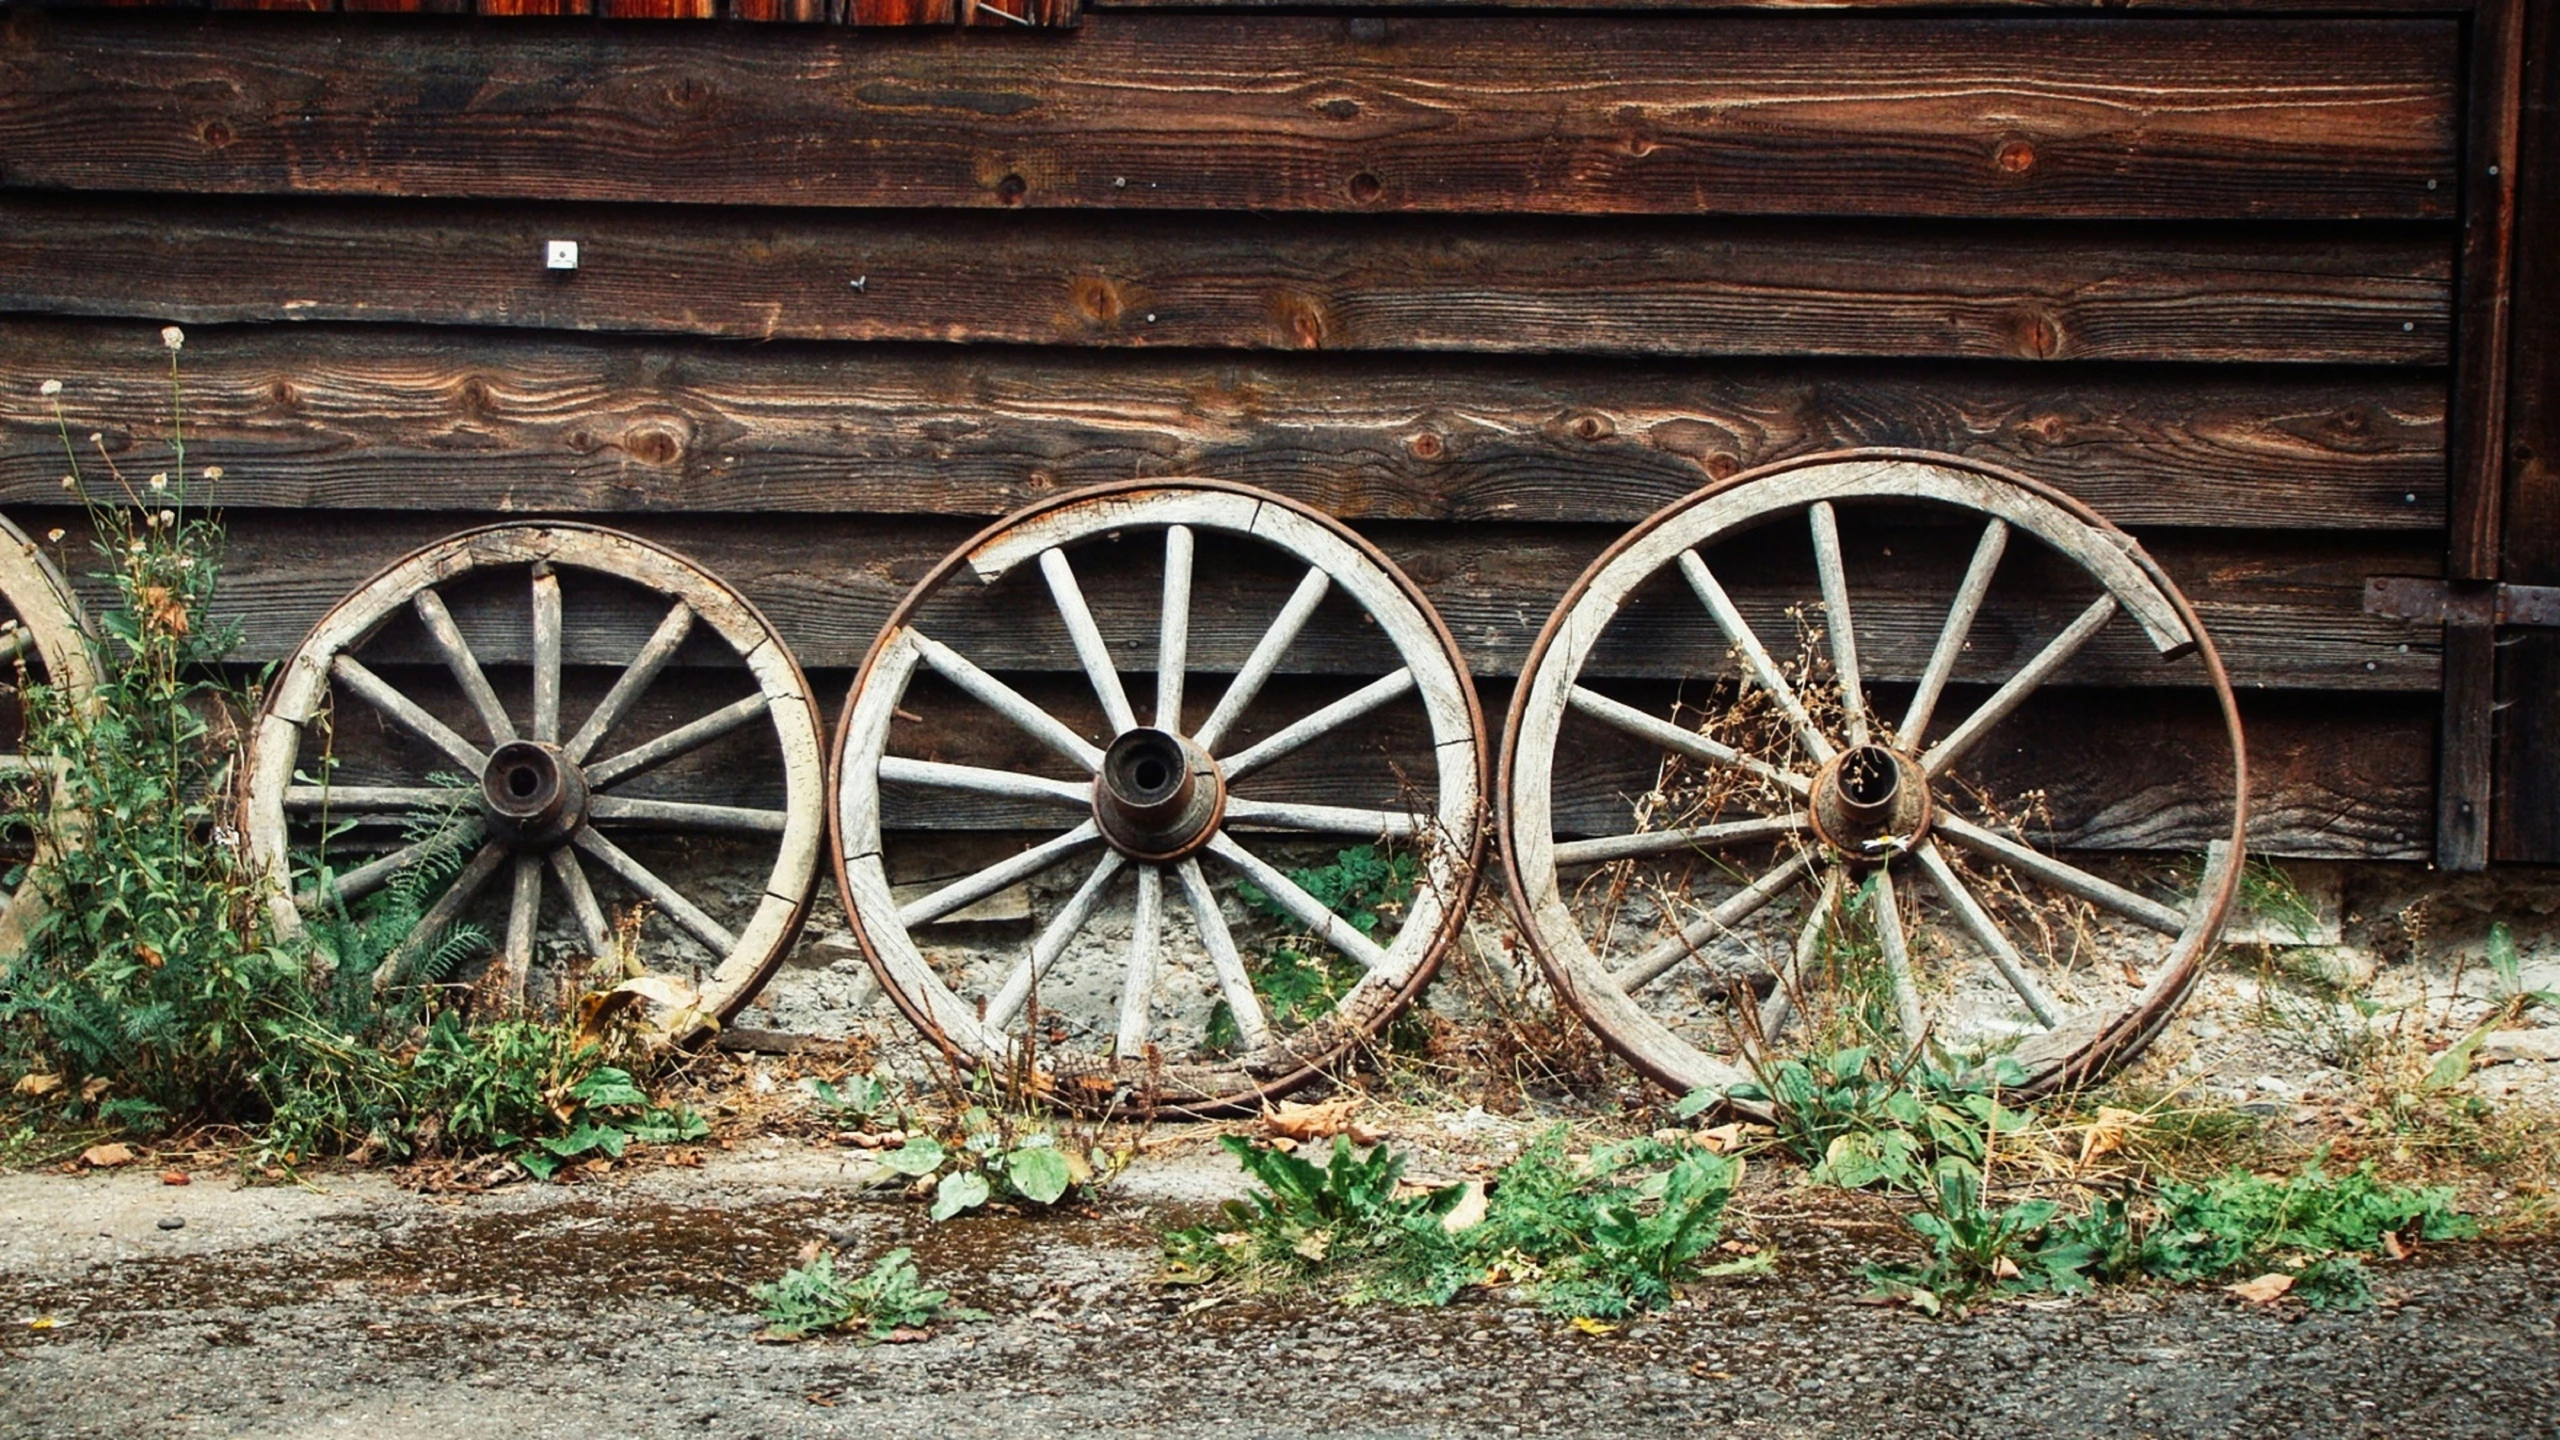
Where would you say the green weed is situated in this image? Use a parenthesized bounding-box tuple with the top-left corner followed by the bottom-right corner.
(1724, 1046, 2027, 1192)
(1209, 844, 1420, 1050)
(752, 1247, 988, 1343)
(876, 1093, 1109, 1221)
(1165, 1128, 1750, 1319)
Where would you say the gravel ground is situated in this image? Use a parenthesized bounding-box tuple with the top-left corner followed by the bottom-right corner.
(0, 1139, 2553, 1440)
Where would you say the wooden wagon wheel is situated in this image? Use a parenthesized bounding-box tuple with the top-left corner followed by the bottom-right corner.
(0, 513, 97, 958)
(833, 479, 1487, 1115)
(1501, 451, 2246, 1102)
(245, 523, 825, 1022)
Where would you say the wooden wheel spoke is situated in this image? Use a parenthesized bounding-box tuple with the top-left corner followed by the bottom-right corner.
(910, 630, 1104, 773)
(1756, 868, 1843, 1042)
(1204, 831, 1390, 972)
(331, 655, 490, 774)
(1115, 866, 1164, 1056)
(1156, 525, 1193, 731)
(501, 855, 542, 1006)
(294, 819, 487, 912)
(1808, 502, 1869, 748)
(1915, 840, 2060, 1028)
(1934, 812, 2187, 936)
(574, 827, 738, 957)
(876, 756, 1092, 810)
(1221, 796, 1418, 839)
(587, 796, 791, 834)
(0, 625, 34, 667)
(1219, 669, 1415, 780)
(985, 851, 1127, 1030)
(1191, 566, 1332, 753)
(548, 847, 614, 960)
(584, 694, 771, 790)
(1040, 547, 1139, 737)
(1178, 857, 1269, 1053)
(1613, 848, 1815, 994)
(411, 588, 517, 746)
(372, 839, 507, 990)
(1923, 594, 2118, 779)
(285, 784, 461, 814)
(531, 563, 563, 744)
(1678, 549, 1836, 764)
(1901, 518, 2009, 744)
(565, 599, 695, 764)
(899, 820, 1102, 929)
(1567, 685, 1812, 797)
(1555, 813, 1808, 866)
(1871, 868, 1928, 1044)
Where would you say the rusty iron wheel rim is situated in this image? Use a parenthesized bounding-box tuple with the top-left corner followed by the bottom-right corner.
(1499, 449, 2247, 1104)
(830, 478, 1489, 1117)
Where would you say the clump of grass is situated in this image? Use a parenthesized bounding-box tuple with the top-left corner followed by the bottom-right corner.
(752, 1247, 987, 1343)
(1165, 1127, 1755, 1319)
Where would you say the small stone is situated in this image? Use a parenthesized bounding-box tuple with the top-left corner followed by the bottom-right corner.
(2481, 1029, 2560, 1065)
(156, 1216, 184, 1231)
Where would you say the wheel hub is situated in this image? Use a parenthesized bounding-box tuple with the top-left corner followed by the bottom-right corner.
(480, 739, 590, 850)
(1092, 727, 1225, 861)
(1807, 742, 1931, 858)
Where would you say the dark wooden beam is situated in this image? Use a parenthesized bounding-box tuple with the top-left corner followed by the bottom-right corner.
(0, 11, 2460, 219)
(0, 195, 2454, 365)
(0, 322, 2449, 532)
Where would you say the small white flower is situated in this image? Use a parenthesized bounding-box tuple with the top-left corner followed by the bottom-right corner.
(37, 380, 60, 398)
(149, 473, 168, 492)
(86, 432, 102, 445)
(128, 539, 146, 554)
(156, 509, 175, 528)
(202, 466, 224, 482)
(211, 824, 240, 849)
(45, 529, 64, 544)
(58, 475, 75, 492)
(160, 326, 184, 352)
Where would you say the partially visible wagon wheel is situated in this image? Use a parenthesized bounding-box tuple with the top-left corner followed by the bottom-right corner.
(1501, 451, 2245, 1103)
(0, 513, 97, 957)
(244, 524, 825, 1024)
(833, 479, 1486, 1115)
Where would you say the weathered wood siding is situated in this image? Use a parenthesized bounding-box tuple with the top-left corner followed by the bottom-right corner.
(0, 2, 2512, 861)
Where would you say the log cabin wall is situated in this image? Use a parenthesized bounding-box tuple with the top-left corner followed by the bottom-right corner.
(0, 0, 2538, 865)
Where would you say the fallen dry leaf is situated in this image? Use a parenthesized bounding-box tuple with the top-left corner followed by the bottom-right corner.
(1440, 1181, 1490, 1234)
(1992, 1256, 2022, 1281)
(880, 1326, 934, 1345)
(2226, 1272, 2295, 1304)
(79, 1143, 134, 1169)
(2381, 1231, 2408, 1261)
(2077, 1106, 2143, 1169)
(159, 1170, 190, 1187)
(78, 1076, 110, 1104)
(1261, 1098, 1362, 1143)
(1695, 1123, 1749, 1154)
(1569, 1316, 1619, 1336)
(11, 1073, 61, 1098)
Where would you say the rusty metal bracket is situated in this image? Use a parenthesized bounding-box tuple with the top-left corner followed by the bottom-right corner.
(2364, 576, 2560, 628)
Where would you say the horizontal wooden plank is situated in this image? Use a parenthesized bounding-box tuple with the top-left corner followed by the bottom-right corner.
(0, 322, 2449, 531)
(0, 195, 2452, 365)
(14, 509, 2440, 689)
(0, 11, 2459, 220)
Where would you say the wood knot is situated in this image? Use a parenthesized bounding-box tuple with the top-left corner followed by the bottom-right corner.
(197, 119, 234, 150)
(2029, 414, 2068, 443)
(1346, 16, 1387, 42)
(1316, 97, 1360, 121)
(1409, 433, 1444, 461)
(2336, 407, 2370, 436)
(1265, 290, 1332, 349)
(2009, 311, 2064, 360)
(1026, 470, 1056, 492)
(1346, 171, 1384, 204)
(1071, 275, 1126, 326)
(995, 173, 1028, 205)
(1706, 452, 1741, 480)
(1570, 412, 1615, 442)
(1995, 139, 2037, 175)
(270, 378, 300, 410)
(665, 75, 713, 112)
(460, 376, 491, 412)
(623, 426, 683, 466)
